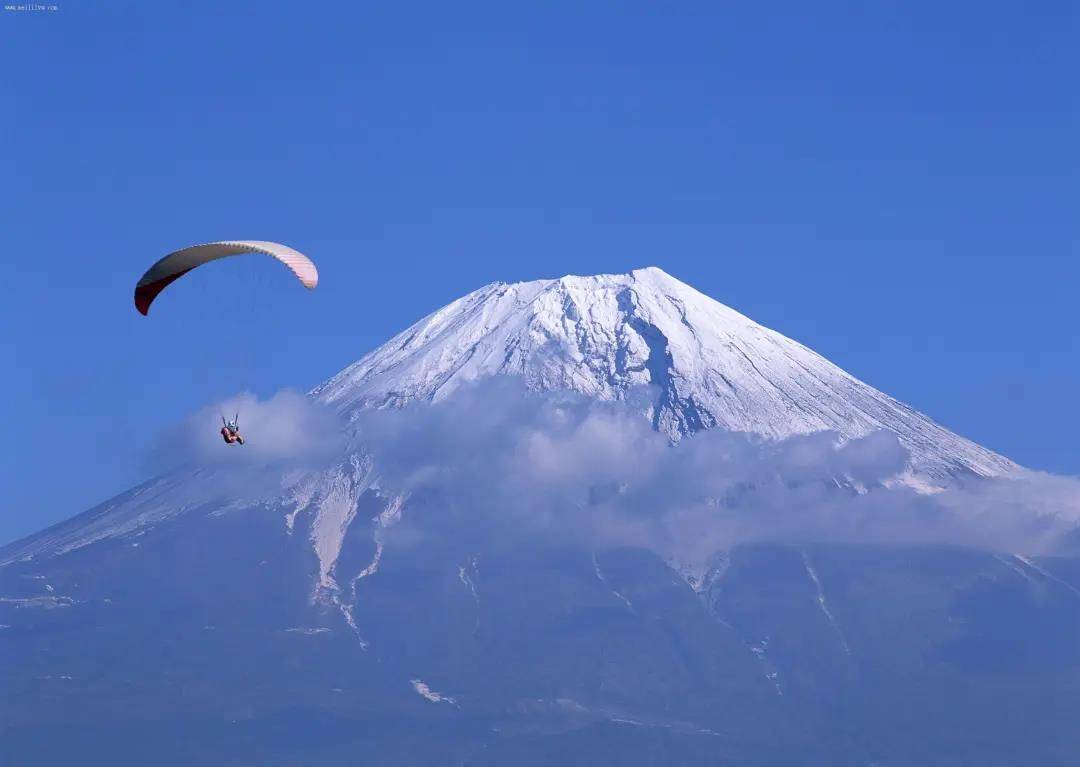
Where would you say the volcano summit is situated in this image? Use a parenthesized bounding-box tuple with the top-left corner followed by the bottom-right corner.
(315, 266, 1014, 480)
(7, 268, 1077, 767)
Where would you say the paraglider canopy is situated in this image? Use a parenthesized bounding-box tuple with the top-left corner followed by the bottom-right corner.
(134, 240, 318, 315)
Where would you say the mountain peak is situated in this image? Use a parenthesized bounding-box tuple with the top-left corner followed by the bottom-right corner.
(629, 264, 687, 284)
(312, 268, 1015, 480)
(555, 265, 674, 283)
(539, 265, 698, 294)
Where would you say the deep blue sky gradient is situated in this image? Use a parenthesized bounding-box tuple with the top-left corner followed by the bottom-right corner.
(2, 1, 1077, 543)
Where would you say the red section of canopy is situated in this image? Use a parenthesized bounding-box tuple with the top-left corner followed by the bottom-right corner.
(134, 268, 194, 315)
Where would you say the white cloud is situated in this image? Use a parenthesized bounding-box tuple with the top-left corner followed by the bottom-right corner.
(349, 380, 1080, 568)
(148, 380, 1080, 570)
(149, 389, 344, 469)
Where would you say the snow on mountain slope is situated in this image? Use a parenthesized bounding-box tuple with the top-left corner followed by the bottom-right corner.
(313, 267, 1015, 480)
(2, 267, 1017, 596)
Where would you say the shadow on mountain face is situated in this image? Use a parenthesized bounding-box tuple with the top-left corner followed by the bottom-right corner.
(4, 498, 1080, 766)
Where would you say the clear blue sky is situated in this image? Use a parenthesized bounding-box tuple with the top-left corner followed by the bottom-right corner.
(2, 1, 1077, 544)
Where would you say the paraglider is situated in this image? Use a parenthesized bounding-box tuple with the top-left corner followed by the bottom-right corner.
(221, 414, 244, 445)
(135, 240, 318, 447)
(133, 240, 318, 316)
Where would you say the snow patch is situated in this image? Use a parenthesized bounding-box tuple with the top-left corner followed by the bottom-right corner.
(309, 454, 375, 594)
(0, 596, 75, 609)
(749, 638, 784, 697)
(458, 556, 480, 605)
(994, 554, 1039, 585)
(410, 679, 457, 705)
(592, 552, 633, 611)
(336, 538, 385, 650)
(1013, 554, 1080, 598)
(802, 551, 851, 655)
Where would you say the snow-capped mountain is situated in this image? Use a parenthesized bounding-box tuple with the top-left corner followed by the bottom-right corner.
(8, 268, 1080, 767)
(1, 266, 1016, 587)
(314, 266, 1014, 480)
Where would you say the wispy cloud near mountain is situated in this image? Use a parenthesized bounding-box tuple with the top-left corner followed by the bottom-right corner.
(350, 380, 1080, 572)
